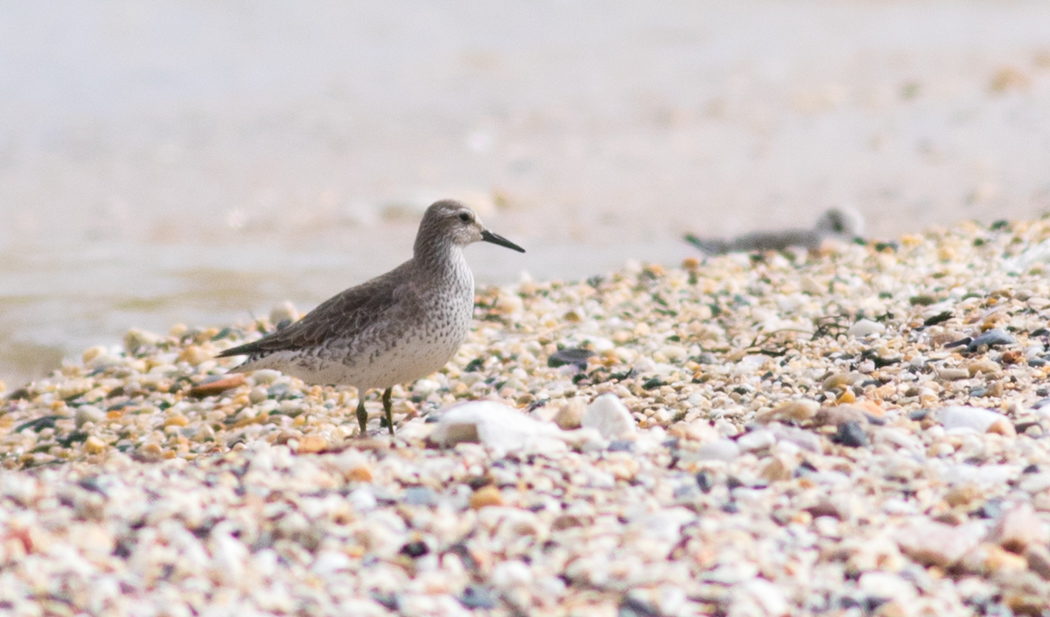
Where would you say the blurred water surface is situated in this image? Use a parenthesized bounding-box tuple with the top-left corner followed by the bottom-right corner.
(3, 0, 1050, 385)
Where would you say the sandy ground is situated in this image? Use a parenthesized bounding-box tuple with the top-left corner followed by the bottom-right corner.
(2, 0, 1050, 384)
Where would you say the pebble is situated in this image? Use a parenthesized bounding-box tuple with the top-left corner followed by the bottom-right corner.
(547, 347, 595, 370)
(967, 328, 1016, 352)
(581, 393, 636, 440)
(755, 399, 819, 424)
(430, 401, 567, 454)
(74, 405, 106, 428)
(736, 429, 776, 453)
(989, 503, 1046, 553)
(7, 219, 1050, 614)
(937, 406, 1016, 435)
(469, 486, 504, 510)
(848, 318, 886, 337)
(553, 398, 586, 430)
(694, 439, 741, 462)
(189, 374, 246, 397)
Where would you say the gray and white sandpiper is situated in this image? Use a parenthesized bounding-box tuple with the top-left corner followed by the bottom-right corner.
(217, 200, 525, 435)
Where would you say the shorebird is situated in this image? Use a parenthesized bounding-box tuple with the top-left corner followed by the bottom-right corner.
(217, 200, 525, 434)
(684, 208, 864, 255)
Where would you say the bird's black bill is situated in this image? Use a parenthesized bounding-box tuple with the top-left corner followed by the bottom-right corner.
(481, 230, 526, 253)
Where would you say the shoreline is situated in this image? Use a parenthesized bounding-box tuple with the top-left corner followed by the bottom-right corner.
(4, 219, 1050, 614)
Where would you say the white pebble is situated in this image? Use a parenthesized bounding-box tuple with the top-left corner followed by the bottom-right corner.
(581, 394, 636, 440)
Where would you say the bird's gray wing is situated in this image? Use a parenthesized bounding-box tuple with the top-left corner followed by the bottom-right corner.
(217, 261, 418, 359)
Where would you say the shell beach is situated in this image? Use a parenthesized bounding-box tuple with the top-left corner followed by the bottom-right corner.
(5, 219, 1050, 616)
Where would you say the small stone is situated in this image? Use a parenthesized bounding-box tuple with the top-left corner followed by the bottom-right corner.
(968, 328, 1015, 352)
(896, 521, 984, 567)
(430, 401, 567, 454)
(269, 301, 300, 326)
(1025, 544, 1050, 580)
(124, 328, 161, 353)
(581, 393, 636, 440)
(823, 372, 863, 391)
(695, 439, 740, 462)
(760, 456, 794, 483)
(178, 345, 211, 366)
(814, 405, 869, 427)
(936, 367, 971, 381)
(832, 421, 868, 447)
(967, 358, 1001, 377)
(189, 374, 246, 398)
(989, 503, 1047, 553)
(295, 435, 328, 454)
(756, 400, 819, 424)
(84, 436, 106, 454)
(848, 319, 886, 337)
(74, 405, 105, 429)
(938, 406, 1016, 436)
(459, 585, 498, 610)
(346, 466, 373, 483)
(251, 369, 283, 385)
(944, 484, 981, 508)
(403, 487, 437, 506)
(470, 485, 504, 510)
(554, 398, 586, 430)
(730, 578, 789, 617)
(248, 387, 269, 404)
(163, 414, 189, 428)
(737, 429, 776, 453)
(547, 348, 595, 370)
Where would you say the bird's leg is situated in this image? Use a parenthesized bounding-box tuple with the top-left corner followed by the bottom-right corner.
(383, 387, 394, 435)
(356, 391, 368, 435)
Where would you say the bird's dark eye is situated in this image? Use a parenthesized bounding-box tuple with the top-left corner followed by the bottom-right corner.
(458, 212, 471, 223)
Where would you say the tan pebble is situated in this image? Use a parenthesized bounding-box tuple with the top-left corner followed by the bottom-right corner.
(470, 485, 504, 510)
(81, 346, 107, 364)
(1025, 544, 1050, 580)
(987, 418, 1016, 437)
(944, 484, 980, 508)
(814, 405, 869, 427)
(178, 345, 212, 366)
(682, 257, 700, 270)
(835, 390, 856, 404)
(232, 413, 269, 429)
(977, 543, 1029, 573)
(760, 456, 794, 483)
(554, 398, 586, 430)
(295, 435, 328, 454)
(189, 374, 246, 398)
(1002, 350, 1025, 365)
(936, 367, 970, 381)
(823, 372, 862, 391)
(938, 246, 957, 262)
(900, 234, 923, 247)
(134, 443, 164, 463)
(346, 466, 373, 482)
(757, 400, 820, 424)
(1005, 592, 1047, 617)
(169, 323, 188, 337)
(968, 359, 1001, 377)
(163, 414, 189, 428)
(84, 436, 107, 454)
(873, 601, 908, 617)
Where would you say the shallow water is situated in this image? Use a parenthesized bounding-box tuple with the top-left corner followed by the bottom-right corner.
(3, 0, 1050, 385)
